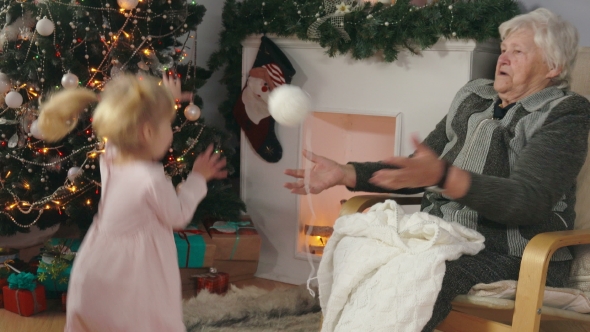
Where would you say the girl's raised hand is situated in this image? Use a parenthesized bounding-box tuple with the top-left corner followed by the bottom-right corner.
(162, 72, 193, 102)
(192, 144, 228, 181)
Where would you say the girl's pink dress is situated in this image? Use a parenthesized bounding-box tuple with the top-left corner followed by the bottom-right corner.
(65, 147, 206, 332)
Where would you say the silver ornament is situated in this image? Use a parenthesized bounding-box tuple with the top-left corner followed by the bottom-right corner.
(36, 17, 55, 36)
(184, 103, 201, 121)
(67, 167, 81, 181)
(8, 133, 18, 148)
(5, 91, 23, 108)
(61, 72, 79, 89)
(117, 0, 139, 10)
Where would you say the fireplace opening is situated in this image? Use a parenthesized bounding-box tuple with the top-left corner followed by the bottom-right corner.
(295, 111, 401, 259)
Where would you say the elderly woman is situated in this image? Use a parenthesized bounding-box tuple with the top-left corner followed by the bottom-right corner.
(284, 8, 590, 331)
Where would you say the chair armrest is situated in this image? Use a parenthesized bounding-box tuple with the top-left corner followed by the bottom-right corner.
(512, 229, 590, 331)
(339, 195, 422, 216)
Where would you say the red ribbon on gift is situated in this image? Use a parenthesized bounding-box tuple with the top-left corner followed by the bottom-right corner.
(175, 229, 204, 235)
(174, 229, 205, 268)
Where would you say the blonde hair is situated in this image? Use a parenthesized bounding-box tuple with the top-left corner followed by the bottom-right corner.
(499, 8, 579, 89)
(38, 74, 175, 152)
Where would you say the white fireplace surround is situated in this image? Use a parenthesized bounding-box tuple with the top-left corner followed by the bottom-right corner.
(240, 35, 499, 284)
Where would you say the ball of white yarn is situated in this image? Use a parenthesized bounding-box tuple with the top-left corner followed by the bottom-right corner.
(268, 85, 311, 127)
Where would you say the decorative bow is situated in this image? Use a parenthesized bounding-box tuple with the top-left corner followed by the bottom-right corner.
(308, 1, 361, 42)
(210, 221, 253, 233)
(7, 272, 37, 292)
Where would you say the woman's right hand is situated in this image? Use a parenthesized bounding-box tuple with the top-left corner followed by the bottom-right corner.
(192, 144, 228, 181)
(284, 150, 355, 195)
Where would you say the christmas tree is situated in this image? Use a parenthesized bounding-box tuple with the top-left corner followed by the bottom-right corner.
(0, 0, 245, 237)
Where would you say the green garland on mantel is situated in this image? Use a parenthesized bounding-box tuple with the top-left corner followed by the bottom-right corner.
(207, 0, 519, 134)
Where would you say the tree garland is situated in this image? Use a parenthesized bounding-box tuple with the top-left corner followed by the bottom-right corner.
(208, 0, 519, 134)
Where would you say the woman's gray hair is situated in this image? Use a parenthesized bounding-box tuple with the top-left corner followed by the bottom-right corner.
(499, 8, 579, 89)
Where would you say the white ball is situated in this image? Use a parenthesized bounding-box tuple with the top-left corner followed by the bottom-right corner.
(0, 72, 10, 94)
(117, 0, 139, 10)
(5, 90, 23, 108)
(268, 85, 311, 127)
(184, 103, 201, 121)
(36, 17, 55, 36)
(67, 167, 81, 181)
(61, 72, 79, 89)
(30, 120, 44, 139)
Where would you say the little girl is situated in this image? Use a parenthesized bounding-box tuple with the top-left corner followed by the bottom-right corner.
(37, 74, 227, 331)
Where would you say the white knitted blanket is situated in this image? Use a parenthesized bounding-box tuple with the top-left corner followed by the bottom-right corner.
(317, 200, 485, 332)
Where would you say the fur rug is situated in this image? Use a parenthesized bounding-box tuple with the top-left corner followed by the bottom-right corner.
(183, 285, 321, 332)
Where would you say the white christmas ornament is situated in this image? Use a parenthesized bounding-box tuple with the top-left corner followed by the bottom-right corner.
(268, 85, 311, 127)
(117, 0, 139, 10)
(184, 103, 201, 121)
(0, 72, 10, 94)
(5, 90, 23, 108)
(30, 120, 44, 139)
(67, 167, 81, 181)
(61, 72, 79, 89)
(36, 17, 55, 36)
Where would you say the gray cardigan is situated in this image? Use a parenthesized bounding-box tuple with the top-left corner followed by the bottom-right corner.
(350, 79, 590, 260)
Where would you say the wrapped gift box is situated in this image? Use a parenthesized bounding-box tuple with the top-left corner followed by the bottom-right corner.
(37, 263, 71, 293)
(192, 269, 229, 295)
(174, 228, 216, 268)
(2, 284, 47, 317)
(179, 268, 208, 299)
(0, 278, 7, 308)
(202, 217, 261, 261)
(212, 260, 259, 282)
(62, 292, 67, 312)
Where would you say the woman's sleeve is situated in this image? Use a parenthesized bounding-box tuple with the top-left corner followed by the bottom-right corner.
(146, 171, 208, 229)
(456, 96, 590, 226)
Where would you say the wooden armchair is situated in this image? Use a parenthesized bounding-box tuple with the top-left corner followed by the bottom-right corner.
(340, 194, 590, 332)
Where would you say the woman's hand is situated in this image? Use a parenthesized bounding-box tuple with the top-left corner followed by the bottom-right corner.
(192, 144, 228, 181)
(284, 150, 355, 195)
(162, 72, 193, 102)
(370, 136, 445, 190)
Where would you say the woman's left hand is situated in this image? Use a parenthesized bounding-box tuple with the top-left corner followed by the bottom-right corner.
(370, 136, 445, 190)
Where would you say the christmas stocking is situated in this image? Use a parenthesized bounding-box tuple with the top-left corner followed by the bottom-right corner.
(233, 36, 295, 163)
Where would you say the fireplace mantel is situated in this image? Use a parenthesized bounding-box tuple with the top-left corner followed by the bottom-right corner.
(242, 34, 500, 52)
(239, 35, 499, 284)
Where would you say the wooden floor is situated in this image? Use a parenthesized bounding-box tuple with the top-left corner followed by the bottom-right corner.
(0, 277, 295, 332)
(3, 278, 590, 332)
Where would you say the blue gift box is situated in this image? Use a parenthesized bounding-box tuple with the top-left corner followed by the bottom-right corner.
(35, 238, 79, 297)
(174, 230, 214, 268)
(37, 264, 71, 294)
